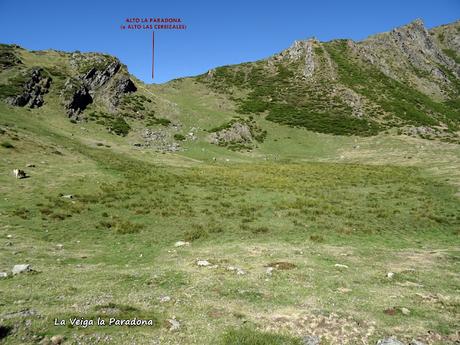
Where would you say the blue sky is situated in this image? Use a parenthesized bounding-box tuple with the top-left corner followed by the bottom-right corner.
(0, 0, 458, 83)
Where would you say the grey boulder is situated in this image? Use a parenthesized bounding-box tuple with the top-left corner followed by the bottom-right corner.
(12, 264, 32, 275)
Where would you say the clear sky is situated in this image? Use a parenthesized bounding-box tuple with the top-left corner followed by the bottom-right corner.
(0, 0, 458, 83)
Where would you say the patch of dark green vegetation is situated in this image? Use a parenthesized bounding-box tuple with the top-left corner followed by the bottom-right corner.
(146, 116, 171, 127)
(0, 44, 22, 70)
(0, 71, 28, 99)
(220, 326, 303, 345)
(174, 133, 186, 141)
(266, 104, 380, 136)
(443, 48, 460, 64)
(108, 117, 131, 137)
(0, 141, 14, 148)
(74, 54, 118, 75)
(87, 111, 131, 136)
(121, 94, 152, 114)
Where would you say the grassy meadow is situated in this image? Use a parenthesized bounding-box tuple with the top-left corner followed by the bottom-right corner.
(0, 98, 459, 345)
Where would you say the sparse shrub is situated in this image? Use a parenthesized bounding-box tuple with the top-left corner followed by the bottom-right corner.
(1, 141, 14, 148)
(114, 219, 144, 234)
(184, 224, 208, 241)
(12, 207, 29, 219)
(109, 117, 131, 136)
(309, 234, 324, 243)
(174, 134, 186, 141)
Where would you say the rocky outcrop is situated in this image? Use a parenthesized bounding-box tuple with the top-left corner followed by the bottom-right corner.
(208, 120, 266, 150)
(6, 68, 51, 108)
(209, 122, 253, 145)
(272, 38, 318, 78)
(355, 19, 459, 97)
(62, 55, 137, 120)
(110, 76, 137, 107)
(62, 81, 92, 119)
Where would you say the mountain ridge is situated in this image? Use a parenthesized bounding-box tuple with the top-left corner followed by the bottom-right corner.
(0, 19, 459, 147)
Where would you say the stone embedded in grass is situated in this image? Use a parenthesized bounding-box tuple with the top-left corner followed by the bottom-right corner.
(266, 267, 274, 275)
(159, 295, 171, 303)
(334, 263, 349, 269)
(56, 244, 64, 250)
(12, 264, 32, 275)
(303, 335, 320, 345)
(196, 260, 211, 267)
(0, 272, 8, 278)
(26, 163, 35, 168)
(376, 337, 405, 345)
(387, 272, 395, 279)
(61, 194, 74, 199)
(174, 241, 190, 247)
(400, 307, 411, 315)
(50, 335, 65, 345)
(166, 318, 180, 331)
(227, 266, 246, 275)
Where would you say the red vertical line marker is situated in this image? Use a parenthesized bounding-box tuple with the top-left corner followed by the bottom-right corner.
(152, 31, 155, 79)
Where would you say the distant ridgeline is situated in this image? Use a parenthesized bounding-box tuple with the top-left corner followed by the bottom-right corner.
(0, 19, 459, 142)
(198, 19, 460, 140)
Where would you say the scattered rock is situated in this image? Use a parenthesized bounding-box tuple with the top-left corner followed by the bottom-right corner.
(227, 266, 246, 275)
(334, 264, 349, 269)
(39, 338, 52, 345)
(0, 272, 8, 278)
(387, 272, 395, 279)
(303, 335, 320, 345)
(12, 264, 32, 275)
(26, 163, 35, 168)
(56, 244, 64, 250)
(61, 194, 73, 199)
(159, 295, 171, 303)
(376, 337, 405, 345)
(166, 318, 180, 331)
(6, 234, 12, 239)
(400, 307, 411, 315)
(50, 335, 64, 345)
(266, 267, 274, 275)
(174, 241, 190, 247)
(196, 260, 211, 267)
